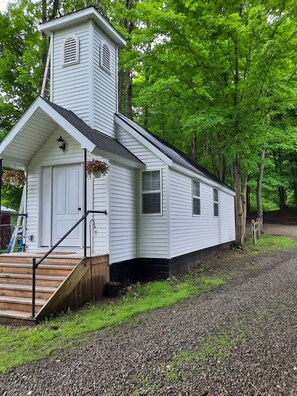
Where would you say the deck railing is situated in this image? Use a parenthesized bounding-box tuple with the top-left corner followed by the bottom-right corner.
(31, 210, 107, 318)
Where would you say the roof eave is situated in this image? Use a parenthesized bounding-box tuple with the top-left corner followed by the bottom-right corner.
(92, 147, 145, 169)
(115, 114, 173, 167)
(40, 7, 126, 48)
(0, 97, 96, 165)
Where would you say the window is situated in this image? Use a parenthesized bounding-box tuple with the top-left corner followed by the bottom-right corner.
(142, 171, 161, 214)
(192, 180, 201, 215)
(213, 188, 219, 216)
(100, 43, 111, 72)
(63, 36, 79, 66)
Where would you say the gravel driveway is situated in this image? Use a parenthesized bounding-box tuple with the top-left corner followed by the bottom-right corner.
(1, 247, 297, 395)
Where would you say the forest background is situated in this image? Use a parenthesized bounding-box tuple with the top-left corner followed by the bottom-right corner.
(0, 0, 297, 244)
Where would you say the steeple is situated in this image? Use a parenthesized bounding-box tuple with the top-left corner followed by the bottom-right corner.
(40, 7, 126, 138)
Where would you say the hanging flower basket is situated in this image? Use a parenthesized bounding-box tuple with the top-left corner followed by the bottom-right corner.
(86, 160, 109, 179)
(2, 169, 26, 187)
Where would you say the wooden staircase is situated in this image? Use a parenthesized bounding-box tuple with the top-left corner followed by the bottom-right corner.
(0, 254, 82, 325)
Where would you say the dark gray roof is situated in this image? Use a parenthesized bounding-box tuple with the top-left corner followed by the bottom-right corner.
(43, 98, 143, 165)
(116, 113, 233, 190)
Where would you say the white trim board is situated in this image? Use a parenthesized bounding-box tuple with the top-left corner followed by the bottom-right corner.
(40, 7, 126, 48)
(0, 97, 96, 158)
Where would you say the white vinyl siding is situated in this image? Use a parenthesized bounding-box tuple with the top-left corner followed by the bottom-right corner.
(170, 170, 235, 258)
(92, 166, 109, 255)
(26, 128, 109, 253)
(41, 167, 52, 246)
(118, 126, 169, 258)
(51, 20, 117, 135)
(51, 23, 91, 125)
(25, 170, 39, 251)
(93, 26, 117, 136)
(219, 190, 236, 243)
(109, 163, 137, 264)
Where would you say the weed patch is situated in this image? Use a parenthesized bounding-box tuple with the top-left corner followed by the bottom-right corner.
(246, 234, 297, 255)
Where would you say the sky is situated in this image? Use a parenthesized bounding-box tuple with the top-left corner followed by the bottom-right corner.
(0, 0, 8, 12)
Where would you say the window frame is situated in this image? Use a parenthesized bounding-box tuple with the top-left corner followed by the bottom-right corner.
(100, 42, 111, 74)
(213, 188, 219, 217)
(141, 170, 162, 215)
(192, 179, 201, 216)
(63, 36, 80, 67)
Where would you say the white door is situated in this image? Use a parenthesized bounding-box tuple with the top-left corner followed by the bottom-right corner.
(52, 164, 82, 247)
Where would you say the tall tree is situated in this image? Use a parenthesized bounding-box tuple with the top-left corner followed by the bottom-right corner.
(133, 0, 297, 244)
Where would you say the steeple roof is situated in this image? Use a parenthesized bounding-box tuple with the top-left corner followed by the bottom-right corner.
(40, 6, 126, 47)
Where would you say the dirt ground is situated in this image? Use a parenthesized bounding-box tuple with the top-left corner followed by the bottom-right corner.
(263, 208, 297, 225)
(247, 208, 297, 239)
(263, 223, 297, 239)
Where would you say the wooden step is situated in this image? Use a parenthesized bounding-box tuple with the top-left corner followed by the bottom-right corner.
(0, 296, 46, 313)
(0, 263, 76, 276)
(0, 255, 81, 265)
(0, 309, 35, 326)
(0, 254, 108, 325)
(0, 273, 65, 287)
(0, 283, 56, 300)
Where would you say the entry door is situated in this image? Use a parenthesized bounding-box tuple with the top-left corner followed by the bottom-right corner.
(52, 164, 82, 247)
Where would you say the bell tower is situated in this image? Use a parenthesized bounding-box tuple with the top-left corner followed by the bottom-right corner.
(40, 7, 126, 138)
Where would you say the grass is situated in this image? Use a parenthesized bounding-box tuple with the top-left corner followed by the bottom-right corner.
(0, 233, 295, 374)
(0, 275, 224, 373)
(246, 234, 297, 255)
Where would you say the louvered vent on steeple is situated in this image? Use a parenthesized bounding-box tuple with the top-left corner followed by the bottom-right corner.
(100, 43, 111, 72)
(63, 36, 79, 66)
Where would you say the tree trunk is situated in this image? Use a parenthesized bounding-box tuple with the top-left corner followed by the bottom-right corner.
(118, 0, 136, 119)
(291, 153, 297, 207)
(293, 180, 297, 208)
(51, 0, 60, 20)
(231, 41, 247, 245)
(42, 0, 47, 23)
(278, 186, 286, 210)
(232, 156, 247, 245)
(191, 132, 197, 162)
(246, 185, 251, 214)
(118, 68, 124, 113)
(125, 69, 133, 119)
(40, 0, 49, 96)
(256, 150, 265, 232)
(242, 174, 248, 237)
(218, 131, 226, 182)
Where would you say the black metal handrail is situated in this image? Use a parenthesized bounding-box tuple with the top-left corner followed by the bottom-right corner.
(31, 209, 107, 318)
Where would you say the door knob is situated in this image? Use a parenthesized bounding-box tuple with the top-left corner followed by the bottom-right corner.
(78, 207, 81, 211)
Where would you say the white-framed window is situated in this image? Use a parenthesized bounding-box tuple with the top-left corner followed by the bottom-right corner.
(100, 42, 111, 73)
(142, 170, 161, 214)
(63, 36, 79, 66)
(213, 188, 219, 216)
(192, 180, 201, 215)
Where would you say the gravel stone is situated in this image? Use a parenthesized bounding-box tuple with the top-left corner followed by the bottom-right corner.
(0, 245, 297, 395)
